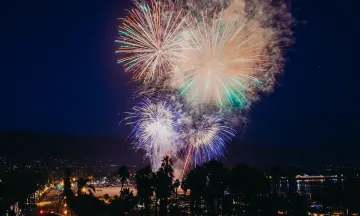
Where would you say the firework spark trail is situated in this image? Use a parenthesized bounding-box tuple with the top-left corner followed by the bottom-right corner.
(125, 99, 180, 170)
(116, 0, 189, 81)
(181, 144, 193, 180)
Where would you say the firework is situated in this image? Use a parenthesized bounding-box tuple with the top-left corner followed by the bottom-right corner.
(125, 99, 180, 170)
(186, 114, 235, 166)
(171, 11, 266, 107)
(171, 0, 292, 108)
(119, 0, 293, 171)
(116, 0, 189, 81)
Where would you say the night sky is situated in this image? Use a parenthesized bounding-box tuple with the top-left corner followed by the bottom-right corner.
(0, 0, 356, 164)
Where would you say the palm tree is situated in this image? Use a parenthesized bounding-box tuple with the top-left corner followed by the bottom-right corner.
(186, 165, 207, 216)
(108, 188, 136, 216)
(181, 179, 189, 202)
(135, 166, 154, 215)
(154, 156, 174, 216)
(203, 160, 228, 215)
(75, 177, 95, 196)
(118, 165, 130, 192)
(173, 179, 180, 197)
(120, 188, 134, 199)
(63, 167, 73, 198)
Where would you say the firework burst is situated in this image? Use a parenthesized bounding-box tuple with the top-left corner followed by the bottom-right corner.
(172, 4, 284, 108)
(119, 0, 293, 171)
(185, 113, 235, 166)
(125, 99, 180, 170)
(116, 0, 189, 82)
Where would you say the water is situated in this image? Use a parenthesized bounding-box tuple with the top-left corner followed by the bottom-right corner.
(277, 178, 344, 197)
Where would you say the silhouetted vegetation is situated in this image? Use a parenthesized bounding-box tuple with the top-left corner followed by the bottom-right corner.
(0, 169, 46, 214)
(118, 165, 130, 192)
(135, 166, 154, 215)
(75, 177, 96, 196)
(108, 188, 137, 216)
(153, 156, 174, 216)
(312, 179, 360, 214)
(59, 158, 360, 216)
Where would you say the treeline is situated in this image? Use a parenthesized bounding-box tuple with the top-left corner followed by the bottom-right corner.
(62, 157, 360, 216)
(0, 169, 47, 214)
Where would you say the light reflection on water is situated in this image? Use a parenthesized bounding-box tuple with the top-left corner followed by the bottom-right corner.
(277, 179, 338, 196)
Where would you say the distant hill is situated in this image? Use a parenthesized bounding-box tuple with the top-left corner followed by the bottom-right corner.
(0, 130, 142, 165)
(0, 130, 358, 168)
(225, 139, 360, 169)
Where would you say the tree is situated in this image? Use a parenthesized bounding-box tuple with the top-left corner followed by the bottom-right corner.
(169, 203, 180, 216)
(287, 193, 308, 216)
(120, 188, 134, 199)
(319, 182, 343, 214)
(108, 188, 136, 216)
(180, 179, 189, 201)
(69, 194, 106, 216)
(0, 170, 45, 214)
(154, 156, 174, 216)
(203, 160, 228, 215)
(118, 165, 130, 192)
(113, 195, 119, 201)
(186, 165, 207, 215)
(247, 194, 282, 216)
(75, 177, 95, 196)
(343, 180, 360, 213)
(63, 167, 74, 198)
(173, 179, 180, 197)
(135, 166, 154, 216)
(228, 164, 270, 213)
(103, 194, 110, 201)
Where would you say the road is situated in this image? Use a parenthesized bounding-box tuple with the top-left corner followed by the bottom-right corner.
(36, 188, 64, 215)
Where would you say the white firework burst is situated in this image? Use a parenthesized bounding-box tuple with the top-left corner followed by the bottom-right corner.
(125, 99, 180, 170)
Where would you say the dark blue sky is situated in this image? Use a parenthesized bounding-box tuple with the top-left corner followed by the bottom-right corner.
(0, 0, 356, 153)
